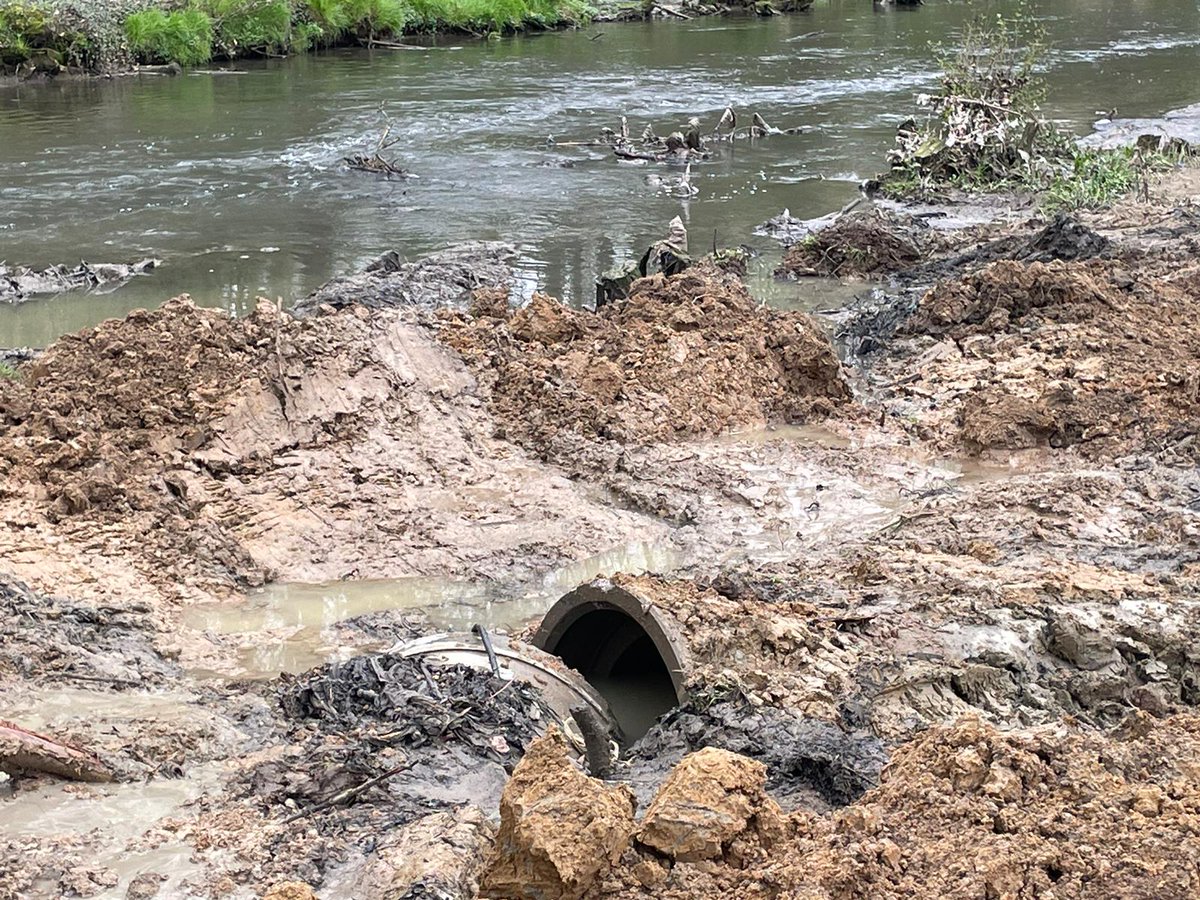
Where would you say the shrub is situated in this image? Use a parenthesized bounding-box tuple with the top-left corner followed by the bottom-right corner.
(301, 0, 353, 44)
(884, 3, 1071, 195)
(0, 2, 93, 67)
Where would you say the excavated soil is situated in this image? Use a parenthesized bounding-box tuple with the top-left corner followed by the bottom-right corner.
(437, 263, 850, 459)
(872, 256, 1200, 457)
(592, 713, 1200, 899)
(4, 168, 1200, 899)
(0, 295, 666, 634)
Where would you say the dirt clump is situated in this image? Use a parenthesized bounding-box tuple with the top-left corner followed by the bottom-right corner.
(295, 242, 517, 316)
(771, 713, 1200, 899)
(479, 727, 636, 900)
(775, 209, 938, 279)
(635, 747, 784, 862)
(594, 714, 1200, 899)
(438, 264, 849, 459)
(261, 883, 319, 900)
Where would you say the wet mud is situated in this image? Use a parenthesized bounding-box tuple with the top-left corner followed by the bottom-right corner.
(3, 166, 1200, 898)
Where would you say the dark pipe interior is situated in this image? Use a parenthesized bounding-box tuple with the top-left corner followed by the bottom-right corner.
(550, 608, 678, 743)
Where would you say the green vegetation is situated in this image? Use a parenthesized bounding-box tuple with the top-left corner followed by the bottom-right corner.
(1044, 145, 1187, 211)
(0, 1, 92, 68)
(883, 4, 1071, 197)
(124, 8, 213, 65)
(0, 0, 593, 72)
(880, 4, 1192, 210)
(0, 362, 19, 380)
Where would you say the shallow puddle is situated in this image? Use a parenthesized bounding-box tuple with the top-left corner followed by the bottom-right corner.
(184, 539, 682, 678)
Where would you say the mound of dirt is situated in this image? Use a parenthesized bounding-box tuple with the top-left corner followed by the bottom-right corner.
(880, 258, 1200, 456)
(596, 714, 1200, 899)
(775, 209, 939, 279)
(437, 264, 849, 458)
(480, 727, 636, 900)
(0, 295, 665, 618)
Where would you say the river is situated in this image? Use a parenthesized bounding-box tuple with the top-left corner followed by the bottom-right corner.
(2, 0, 1199, 347)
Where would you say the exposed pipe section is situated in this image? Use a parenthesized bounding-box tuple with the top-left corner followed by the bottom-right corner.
(532, 579, 691, 743)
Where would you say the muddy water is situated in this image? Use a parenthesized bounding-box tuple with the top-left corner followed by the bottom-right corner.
(185, 539, 682, 677)
(3, 0, 1199, 346)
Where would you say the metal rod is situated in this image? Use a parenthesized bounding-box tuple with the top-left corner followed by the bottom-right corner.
(473, 623, 501, 678)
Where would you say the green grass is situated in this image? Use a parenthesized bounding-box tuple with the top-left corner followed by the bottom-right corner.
(0, 362, 19, 380)
(198, 0, 293, 56)
(1042, 147, 1185, 211)
(0, 1, 92, 67)
(340, 0, 408, 39)
(124, 8, 214, 66)
(4, 0, 592, 70)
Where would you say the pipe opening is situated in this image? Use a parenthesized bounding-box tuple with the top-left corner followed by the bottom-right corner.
(534, 588, 689, 744)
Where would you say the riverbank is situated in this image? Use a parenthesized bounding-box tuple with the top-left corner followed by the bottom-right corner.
(2, 155, 1199, 896)
(0, 0, 805, 77)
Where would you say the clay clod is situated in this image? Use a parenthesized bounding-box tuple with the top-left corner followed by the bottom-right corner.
(636, 747, 785, 862)
(479, 726, 636, 900)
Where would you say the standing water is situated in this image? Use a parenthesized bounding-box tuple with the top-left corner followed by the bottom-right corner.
(2, 0, 1199, 347)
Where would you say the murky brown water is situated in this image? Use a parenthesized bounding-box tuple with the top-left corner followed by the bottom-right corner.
(184, 539, 682, 677)
(3, 0, 1199, 346)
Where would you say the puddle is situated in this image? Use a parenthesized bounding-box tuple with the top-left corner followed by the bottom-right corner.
(184, 540, 682, 678)
(714, 422, 853, 449)
(0, 687, 224, 899)
(0, 687, 201, 733)
(2, 768, 215, 899)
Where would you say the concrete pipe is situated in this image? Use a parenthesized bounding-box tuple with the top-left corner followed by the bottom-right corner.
(532, 579, 692, 743)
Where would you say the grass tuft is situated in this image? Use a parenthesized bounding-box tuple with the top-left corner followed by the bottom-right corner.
(124, 8, 214, 65)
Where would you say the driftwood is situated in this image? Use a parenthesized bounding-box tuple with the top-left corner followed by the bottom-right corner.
(344, 120, 415, 179)
(0, 719, 116, 783)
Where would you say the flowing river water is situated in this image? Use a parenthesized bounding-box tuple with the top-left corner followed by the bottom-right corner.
(3, 0, 1200, 348)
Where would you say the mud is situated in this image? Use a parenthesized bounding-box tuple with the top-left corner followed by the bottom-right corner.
(294, 242, 518, 317)
(0, 259, 160, 305)
(3, 165, 1200, 898)
(774, 208, 945, 279)
(438, 262, 849, 458)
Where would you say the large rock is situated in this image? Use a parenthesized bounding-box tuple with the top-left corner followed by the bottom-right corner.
(351, 807, 494, 900)
(479, 727, 635, 900)
(636, 747, 784, 862)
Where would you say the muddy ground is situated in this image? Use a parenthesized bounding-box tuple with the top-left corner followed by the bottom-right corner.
(2, 164, 1199, 899)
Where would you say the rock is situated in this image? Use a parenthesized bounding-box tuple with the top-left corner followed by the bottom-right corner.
(261, 882, 319, 900)
(351, 807, 495, 900)
(125, 873, 167, 899)
(1044, 612, 1120, 671)
(479, 727, 635, 900)
(636, 747, 784, 862)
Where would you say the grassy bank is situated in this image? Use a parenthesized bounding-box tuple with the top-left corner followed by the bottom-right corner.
(0, 0, 593, 73)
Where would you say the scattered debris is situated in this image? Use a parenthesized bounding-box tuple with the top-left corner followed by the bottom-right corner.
(775, 208, 939, 278)
(296, 241, 518, 314)
(0, 258, 160, 304)
(343, 118, 414, 179)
